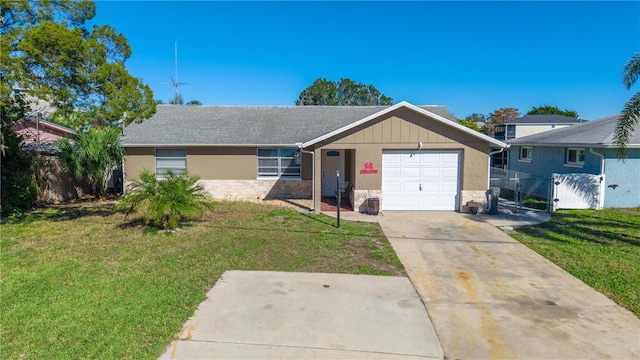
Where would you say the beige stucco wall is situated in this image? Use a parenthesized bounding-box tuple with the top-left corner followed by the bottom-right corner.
(310, 107, 492, 212)
(124, 147, 312, 181)
(123, 147, 154, 180)
(123, 146, 312, 200)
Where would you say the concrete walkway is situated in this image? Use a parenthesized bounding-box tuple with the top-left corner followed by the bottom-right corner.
(378, 212, 640, 359)
(159, 271, 442, 359)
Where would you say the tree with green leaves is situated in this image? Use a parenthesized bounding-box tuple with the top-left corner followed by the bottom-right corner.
(115, 169, 214, 230)
(1, 96, 38, 216)
(527, 105, 578, 118)
(465, 113, 488, 123)
(296, 78, 393, 106)
(617, 52, 640, 158)
(489, 107, 521, 123)
(57, 127, 123, 198)
(457, 119, 482, 132)
(1, 0, 156, 127)
(485, 107, 520, 137)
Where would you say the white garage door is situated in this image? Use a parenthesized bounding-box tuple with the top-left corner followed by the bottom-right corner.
(382, 151, 460, 211)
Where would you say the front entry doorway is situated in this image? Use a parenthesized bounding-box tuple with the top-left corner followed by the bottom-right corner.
(322, 150, 345, 197)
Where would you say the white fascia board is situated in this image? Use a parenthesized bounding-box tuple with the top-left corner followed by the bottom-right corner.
(507, 142, 640, 149)
(122, 143, 301, 148)
(301, 101, 508, 148)
(37, 119, 77, 135)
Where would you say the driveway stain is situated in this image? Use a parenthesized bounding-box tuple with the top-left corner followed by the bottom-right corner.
(455, 270, 517, 359)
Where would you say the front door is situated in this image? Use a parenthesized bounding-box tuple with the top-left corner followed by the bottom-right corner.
(322, 150, 344, 197)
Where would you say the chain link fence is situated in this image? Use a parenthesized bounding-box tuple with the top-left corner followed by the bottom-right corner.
(489, 167, 552, 212)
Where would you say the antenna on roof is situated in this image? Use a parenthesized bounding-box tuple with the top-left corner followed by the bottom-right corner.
(162, 42, 187, 104)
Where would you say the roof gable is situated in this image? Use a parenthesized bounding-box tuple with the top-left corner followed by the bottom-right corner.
(301, 101, 506, 148)
(507, 115, 640, 148)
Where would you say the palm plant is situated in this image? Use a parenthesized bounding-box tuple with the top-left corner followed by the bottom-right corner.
(58, 126, 123, 197)
(616, 52, 640, 158)
(115, 169, 214, 229)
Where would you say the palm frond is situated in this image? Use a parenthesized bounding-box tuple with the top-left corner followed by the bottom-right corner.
(623, 52, 640, 90)
(615, 91, 640, 159)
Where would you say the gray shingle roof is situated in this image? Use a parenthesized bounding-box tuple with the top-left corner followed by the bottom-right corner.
(121, 104, 457, 146)
(504, 114, 583, 125)
(507, 115, 640, 148)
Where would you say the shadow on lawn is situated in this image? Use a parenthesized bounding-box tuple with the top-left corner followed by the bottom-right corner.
(520, 211, 640, 247)
(5, 202, 115, 224)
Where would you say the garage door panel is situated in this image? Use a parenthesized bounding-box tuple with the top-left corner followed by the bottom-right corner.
(402, 196, 420, 206)
(404, 155, 421, 165)
(384, 167, 402, 179)
(382, 151, 460, 211)
(441, 180, 458, 193)
(402, 181, 421, 192)
(441, 167, 458, 178)
(384, 181, 402, 192)
(421, 167, 441, 178)
(441, 153, 459, 163)
(421, 153, 440, 164)
(402, 167, 420, 178)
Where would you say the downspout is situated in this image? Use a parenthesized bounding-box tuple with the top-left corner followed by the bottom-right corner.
(589, 147, 605, 210)
(589, 147, 605, 175)
(297, 144, 314, 212)
(488, 145, 509, 188)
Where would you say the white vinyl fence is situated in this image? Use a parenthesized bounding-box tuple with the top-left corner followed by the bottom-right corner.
(551, 173, 605, 211)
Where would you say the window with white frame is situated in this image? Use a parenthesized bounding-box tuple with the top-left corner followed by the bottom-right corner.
(566, 148, 585, 166)
(155, 148, 186, 177)
(519, 147, 533, 161)
(257, 148, 301, 178)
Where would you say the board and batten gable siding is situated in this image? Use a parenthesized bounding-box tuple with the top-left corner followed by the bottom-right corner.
(124, 147, 313, 181)
(311, 107, 490, 191)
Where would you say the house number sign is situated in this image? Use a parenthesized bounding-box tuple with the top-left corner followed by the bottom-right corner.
(359, 162, 379, 174)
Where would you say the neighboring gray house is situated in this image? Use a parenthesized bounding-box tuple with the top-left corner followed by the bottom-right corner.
(507, 115, 640, 208)
(494, 114, 584, 141)
(492, 114, 584, 169)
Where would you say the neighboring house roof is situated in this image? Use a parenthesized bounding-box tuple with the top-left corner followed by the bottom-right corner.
(12, 118, 76, 144)
(11, 118, 76, 155)
(503, 114, 584, 125)
(507, 115, 640, 148)
(122, 101, 507, 148)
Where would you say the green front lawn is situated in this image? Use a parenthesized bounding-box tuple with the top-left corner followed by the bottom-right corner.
(510, 208, 640, 317)
(0, 201, 405, 359)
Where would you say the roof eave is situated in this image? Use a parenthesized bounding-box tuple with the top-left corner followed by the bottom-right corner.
(122, 143, 302, 148)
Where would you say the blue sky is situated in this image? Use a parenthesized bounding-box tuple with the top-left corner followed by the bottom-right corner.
(93, 1, 639, 120)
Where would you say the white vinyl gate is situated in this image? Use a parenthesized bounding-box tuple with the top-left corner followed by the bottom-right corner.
(551, 173, 605, 211)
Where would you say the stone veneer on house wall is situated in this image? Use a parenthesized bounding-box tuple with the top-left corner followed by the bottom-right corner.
(460, 190, 488, 213)
(198, 180, 312, 201)
(352, 189, 383, 214)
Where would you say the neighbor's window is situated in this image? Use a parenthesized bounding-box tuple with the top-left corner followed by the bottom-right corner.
(155, 148, 186, 177)
(519, 147, 533, 161)
(566, 148, 585, 166)
(257, 148, 301, 178)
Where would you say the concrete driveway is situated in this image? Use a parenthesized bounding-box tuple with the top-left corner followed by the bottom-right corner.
(378, 212, 640, 360)
(159, 271, 442, 359)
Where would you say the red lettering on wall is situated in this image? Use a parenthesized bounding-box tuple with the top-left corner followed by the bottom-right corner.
(359, 162, 379, 174)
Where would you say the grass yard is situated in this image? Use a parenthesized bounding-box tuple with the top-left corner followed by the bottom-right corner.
(0, 201, 405, 359)
(510, 208, 640, 317)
